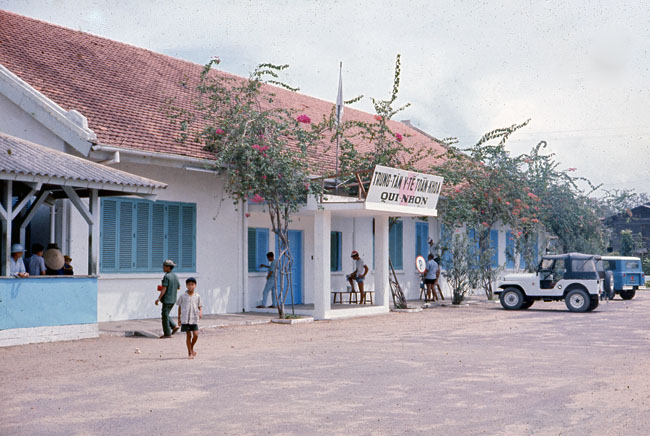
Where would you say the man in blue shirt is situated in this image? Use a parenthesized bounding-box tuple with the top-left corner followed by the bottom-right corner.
(26, 243, 46, 276)
(257, 252, 276, 308)
(424, 254, 439, 301)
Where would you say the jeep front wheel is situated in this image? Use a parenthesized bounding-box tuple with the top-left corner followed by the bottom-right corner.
(565, 288, 590, 312)
(620, 289, 636, 300)
(500, 288, 524, 310)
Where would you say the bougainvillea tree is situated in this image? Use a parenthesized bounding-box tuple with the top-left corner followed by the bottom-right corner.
(169, 59, 325, 318)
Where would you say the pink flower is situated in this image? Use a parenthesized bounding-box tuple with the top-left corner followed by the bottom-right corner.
(567, 167, 577, 172)
(304, 182, 310, 189)
(482, 222, 489, 227)
(245, 213, 251, 218)
(505, 201, 511, 206)
(373, 115, 383, 121)
(251, 194, 265, 204)
(278, 174, 282, 179)
(262, 175, 267, 180)
(454, 187, 461, 193)
(527, 192, 538, 200)
(215, 128, 225, 135)
(517, 231, 522, 237)
(297, 114, 311, 124)
(395, 133, 403, 142)
(251, 144, 269, 152)
(531, 218, 539, 223)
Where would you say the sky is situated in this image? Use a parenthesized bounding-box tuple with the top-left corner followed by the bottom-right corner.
(2, 0, 649, 195)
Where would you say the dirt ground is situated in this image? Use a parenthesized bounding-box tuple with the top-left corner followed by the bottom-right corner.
(2, 293, 650, 436)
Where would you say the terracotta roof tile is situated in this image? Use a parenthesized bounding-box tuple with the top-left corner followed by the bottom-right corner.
(0, 10, 448, 173)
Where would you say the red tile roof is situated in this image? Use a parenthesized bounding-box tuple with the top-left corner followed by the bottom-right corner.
(0, 10, 448, 173)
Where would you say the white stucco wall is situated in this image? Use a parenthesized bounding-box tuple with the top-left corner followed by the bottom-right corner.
(0, 93, 72, 153)
(64, 163, 244, 322)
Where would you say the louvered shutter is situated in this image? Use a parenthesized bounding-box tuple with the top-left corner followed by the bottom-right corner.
(248, 228, 257, 272)
(167, 204, 180, 266)
(505, 231, 515, 269)
(135, 202, 151, 270)
(151, 203, 165, 268)
(100, 199, 117, 271)
(118, 201, 134, 270)
(256, 229, 269, 272)
(180, 204, 196, 270)
(490, 229, 499, 268)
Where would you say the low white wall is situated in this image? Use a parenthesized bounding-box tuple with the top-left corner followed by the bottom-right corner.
(0, 324, 98, 347)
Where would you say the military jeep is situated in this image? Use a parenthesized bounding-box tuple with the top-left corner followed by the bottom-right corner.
(495, 253, 602, 312)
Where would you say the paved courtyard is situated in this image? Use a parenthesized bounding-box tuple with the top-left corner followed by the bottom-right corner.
(2, 293, 650, 436)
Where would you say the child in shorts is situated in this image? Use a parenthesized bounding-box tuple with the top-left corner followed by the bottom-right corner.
(177, 277, 203, 359)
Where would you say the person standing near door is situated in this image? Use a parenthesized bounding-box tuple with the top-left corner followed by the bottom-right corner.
(256, 252, 276, 308)
(347, 250, 369, 304)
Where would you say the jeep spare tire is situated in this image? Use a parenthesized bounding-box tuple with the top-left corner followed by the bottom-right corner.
(565, 288, 590, 312)
(500, 288, 524, 310)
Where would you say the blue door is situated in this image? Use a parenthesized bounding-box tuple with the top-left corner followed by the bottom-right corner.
(275, 230, 303, 305)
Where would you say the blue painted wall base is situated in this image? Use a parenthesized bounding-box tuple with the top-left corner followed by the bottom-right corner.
(0, 277, 98, 330)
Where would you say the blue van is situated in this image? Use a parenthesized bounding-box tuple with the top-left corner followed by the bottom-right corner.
(601, 256, 645, 300)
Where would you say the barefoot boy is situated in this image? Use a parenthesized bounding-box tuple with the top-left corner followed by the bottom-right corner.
(177, 277, 203, 359)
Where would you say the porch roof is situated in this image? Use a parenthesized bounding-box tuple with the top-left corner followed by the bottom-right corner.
(0, 132, 167, 196)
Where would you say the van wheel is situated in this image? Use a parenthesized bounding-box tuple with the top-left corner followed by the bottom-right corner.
(587, 297, 599, 312)
(620, 289, 636, 300)
(520, 298, 535, 309)
(500, 288, 524, 310)
(565, 288, 590, 312)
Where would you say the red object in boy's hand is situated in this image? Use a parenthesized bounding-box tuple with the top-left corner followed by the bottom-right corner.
(157, 285, 163, 291)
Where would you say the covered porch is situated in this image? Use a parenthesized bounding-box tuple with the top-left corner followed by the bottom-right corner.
(0, 133, 166, 346)
(248, 165, 443, 320)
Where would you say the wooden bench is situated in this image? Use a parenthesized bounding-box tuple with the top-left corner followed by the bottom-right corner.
(331, 290, 375, 305)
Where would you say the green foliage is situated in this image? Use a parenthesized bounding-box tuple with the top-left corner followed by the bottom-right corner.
(335, 54, 433, 179)
(442, 233, 475, 305)
(620, 229, 643, 256)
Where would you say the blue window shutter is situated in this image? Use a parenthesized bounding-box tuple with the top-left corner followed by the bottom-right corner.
(390, 220, 403, 270)
(118, 200, 134, 270)
(167, 204, 180, 266)
(505, 231, 515, 269)
(534, 237, 539, 265)
(100, 199, 117, 271)
(180, 204, 196, 271)
(330, 231, 342, 271)
(248, 228, 257, 272)
(415, 222, 429, 258)
(441, 223, 452, 269)
(490, 229, 499, 268)
(151, 203, 165, 268)
(135, 201, 151, 270)
(256, 229, 269, 271)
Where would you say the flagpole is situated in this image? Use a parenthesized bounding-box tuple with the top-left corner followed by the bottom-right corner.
(335, 61, 343, 191)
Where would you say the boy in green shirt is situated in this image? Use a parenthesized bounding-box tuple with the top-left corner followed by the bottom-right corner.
(155, 259, 180, 338)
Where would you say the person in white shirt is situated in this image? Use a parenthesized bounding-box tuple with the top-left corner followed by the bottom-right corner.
(347, 250, 369, 304)
(9, 244, 29, 278)
(177, 277, 203, 359)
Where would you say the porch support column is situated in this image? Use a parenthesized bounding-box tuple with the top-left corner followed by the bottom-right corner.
(88, 189, 100, 276)
(374, 215, 390, 309)
(313, 209, 331, 319)
(1, 181, 13, 276)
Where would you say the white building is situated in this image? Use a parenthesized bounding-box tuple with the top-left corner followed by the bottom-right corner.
(0, 12, 537, 341)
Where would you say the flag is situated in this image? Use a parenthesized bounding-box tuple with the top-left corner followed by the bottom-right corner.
(336, 61, 343, 126)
